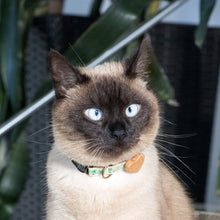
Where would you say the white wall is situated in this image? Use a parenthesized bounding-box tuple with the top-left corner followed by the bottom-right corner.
(162, 0, 220, 27)
(62, 0, 220, 27)
(62, 0, 93, 16)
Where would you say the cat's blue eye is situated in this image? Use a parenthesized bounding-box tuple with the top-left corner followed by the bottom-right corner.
(84, 108, 103, 121)
(125, 104, 140, 118)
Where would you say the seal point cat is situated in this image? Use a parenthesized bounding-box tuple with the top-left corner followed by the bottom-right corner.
(46, 39, 195, 220)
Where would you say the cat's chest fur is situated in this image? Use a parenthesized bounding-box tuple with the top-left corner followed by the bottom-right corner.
(47, 145, 161, 220)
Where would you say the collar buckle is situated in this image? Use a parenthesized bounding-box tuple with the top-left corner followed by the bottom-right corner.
(102, 166, 112, 179)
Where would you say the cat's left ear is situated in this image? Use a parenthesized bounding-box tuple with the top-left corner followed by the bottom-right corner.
(124, 38, 149, 80)
(49, 49, 90, 99)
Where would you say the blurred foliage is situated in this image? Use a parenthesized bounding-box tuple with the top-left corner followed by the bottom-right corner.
(90, 0, 103, 19)
(64, 0, 175, 102)
(0, 0, 217, 218)
(0, 0, 48, 219)
(65, 0, 151, 65)
(195, 0, 217, 48)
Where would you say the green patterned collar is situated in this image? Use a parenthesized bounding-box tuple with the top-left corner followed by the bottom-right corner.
(72, 160, 126, 179)
(72, 153, 145, 179)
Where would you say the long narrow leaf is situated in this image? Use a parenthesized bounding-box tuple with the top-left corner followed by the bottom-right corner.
(0, 132, 29, 204)
(0, 132, 29, 219)
(0, 0, 21, 112)
(90, 0, 103, 19)
(64, 0, 151, 66)
(63, 0, 174, 103)
(194, 0, 217, 48)
(0, 0, 47, 219)
(148, 46, 176, 104)
(145, 0, 160, 19)
(0, 82, 7, 123)
(0, 138, 8, 175)
(0, 202, 13, 220)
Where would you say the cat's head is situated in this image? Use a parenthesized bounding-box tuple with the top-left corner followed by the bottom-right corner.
(49, 39, 159, 166)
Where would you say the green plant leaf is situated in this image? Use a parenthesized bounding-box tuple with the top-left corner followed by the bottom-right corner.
(23, 0, 48, 16)
(124, 39, 140, 58)
(145, 0, 160, 19)
(0, 0, 22, 112)
(64, 0, 151, 66)
(63, 0, 174, 104)
(0, 82, 8, 123)
(0, 0, 48, 114)
(148, 47, 176, 104)
(0, 0, 47, 219)
(0, 200, 13, 220)
(24, 0, 45, 9)
(0, 138, 8, 176)
(0, 132, 29, 204)
(90, 0, 103, 19)
(143, 3, 175, 103)
(15, 0, 48, 111)
(194, 0, 217, 48)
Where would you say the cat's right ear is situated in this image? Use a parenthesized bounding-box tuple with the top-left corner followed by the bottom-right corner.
(124, 38, 149, 80)
(49, 49, 90, 99)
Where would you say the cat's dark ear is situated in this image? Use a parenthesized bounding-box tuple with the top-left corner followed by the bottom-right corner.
(124, 38, 149, 80)
(49, 49, 90, 99)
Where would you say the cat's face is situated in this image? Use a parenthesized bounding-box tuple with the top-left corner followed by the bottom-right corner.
(49, 40, 159, 166)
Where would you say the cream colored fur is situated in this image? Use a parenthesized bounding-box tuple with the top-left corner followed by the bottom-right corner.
(47, 143, 194, 220)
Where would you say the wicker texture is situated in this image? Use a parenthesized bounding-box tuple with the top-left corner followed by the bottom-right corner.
(150, 24, 220, 203)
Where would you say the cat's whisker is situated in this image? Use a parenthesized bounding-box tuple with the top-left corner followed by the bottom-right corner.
(88, 145, 102, 165)
(159, 116, 176, 125)
(28, 124, 52, 137)
(155, 139, 189, 149)
(96, 148, 104, 164)
(84, 143, 98, 150)
(53, 138, 96, 148)
(18, 133, 52, 146)
(140, 134, 191, 149)
(159, 157, 189, 188)
(91, 146, 102, 158)
(29, 122, 64, 138)
(35, 150, 51, 156)
(156, 143, 196, 175)
(143, 132, 196, 139)
(63, 143, 95, 154)
(159, 152, 192, 159)
(160, 154, 195, 185)
(139, 136, 155, 144)
(86, 145, 98, 152)
(157, 133, 197, 138)
(26, 139, 51, 146)
(68, 43, 86, 67)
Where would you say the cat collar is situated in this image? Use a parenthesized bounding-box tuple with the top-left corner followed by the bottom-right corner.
(72, 153, 145, 179)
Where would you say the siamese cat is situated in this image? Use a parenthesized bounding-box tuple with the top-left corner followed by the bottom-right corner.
(46, 39, 194, 220)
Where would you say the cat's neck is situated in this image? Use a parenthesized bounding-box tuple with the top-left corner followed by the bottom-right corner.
(50, 143, 159, 181)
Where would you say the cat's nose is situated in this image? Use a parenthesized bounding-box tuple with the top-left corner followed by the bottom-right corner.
(109, 122, 127, 140)
(111, 129, 126, 140)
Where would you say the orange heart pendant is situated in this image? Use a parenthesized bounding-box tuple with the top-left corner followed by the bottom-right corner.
(124, 153, 145, 173)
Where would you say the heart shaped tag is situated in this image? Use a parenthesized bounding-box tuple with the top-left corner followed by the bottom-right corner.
(124, 153, 145, 173)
